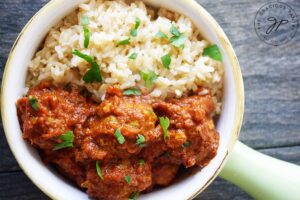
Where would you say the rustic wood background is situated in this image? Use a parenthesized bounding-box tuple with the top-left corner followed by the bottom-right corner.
(0, 0, 299, 199)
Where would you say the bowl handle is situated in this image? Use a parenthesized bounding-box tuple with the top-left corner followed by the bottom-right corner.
(219, 141, 300, 200)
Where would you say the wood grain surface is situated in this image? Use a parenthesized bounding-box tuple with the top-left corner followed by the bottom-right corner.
(0, 0, 299, 199)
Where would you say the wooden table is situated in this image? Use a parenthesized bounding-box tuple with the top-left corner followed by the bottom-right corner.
(0, 0, 299, 199)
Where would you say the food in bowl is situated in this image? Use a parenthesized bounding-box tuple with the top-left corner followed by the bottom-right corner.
(16, 0, 224, 199)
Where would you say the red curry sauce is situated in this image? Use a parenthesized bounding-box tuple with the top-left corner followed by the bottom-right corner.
(16, 81, 219, 200)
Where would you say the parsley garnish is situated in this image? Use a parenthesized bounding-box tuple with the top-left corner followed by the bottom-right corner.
(128, 192, 140, 200)
(28, 96, 39, 111)
(115, 128, 125, 144)
(96, 161, 104, 180)
(128, 52, 138, 60)
(136, 134, 146, 146)
(169, 25, 187, 48)
(155, 31, 168, 39)
(125, 175, 131, 184)
(130, 17, 141, 37)
(117, 38, 131, 45)
(53, 131, 75, 150)
(140, 70, 157, 89)
(81, 16, 90, 48)
(159, 117, 170, 141)
(170, 25, 181, 36)
(203, 44, 222, 61)
(139, 159, 145, 166)
(72, 49, 102, 83)
(183, 141, 190, 148)
(123, 88, 141, 96)
(161, 54, 171, 69)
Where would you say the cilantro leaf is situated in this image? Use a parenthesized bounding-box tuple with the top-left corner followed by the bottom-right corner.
(72, 49, 102, 83)
(53, 131, 75, 150)
(136, 134, 146, 146)
(139, 159, 145, 166)
(115, 128, 125, 144)
(117, 38, 130, 45)
(128, 192, 139, 200)
(128, 52, 138, 60)
(169, 34, 187, 48)
(155, 31, 168, 39)
(140, 70, 157, 89)
(81, 16, 90, 48)
(203, 44, 222, 61)
(96, 161, 104, 180)
(130, 17, 141, 37)
(125, 175, 131, 184)
(161, 54, 171, 69)
(183, 141, 190, 148)
(123, 88, 141, 96)
(29, 96, 39, 111)
(170, 25, 180, 37)
(159, 117, 170, 141)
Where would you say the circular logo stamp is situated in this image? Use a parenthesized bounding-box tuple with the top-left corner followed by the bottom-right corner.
(254, 2, 298, 46)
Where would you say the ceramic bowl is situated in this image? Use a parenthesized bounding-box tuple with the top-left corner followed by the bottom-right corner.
(1, 0, 244, 199)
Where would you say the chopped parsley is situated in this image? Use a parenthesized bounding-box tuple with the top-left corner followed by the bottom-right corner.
(130, 17, 141, 37)
(128, 192, 140, 200)
(139, 159, 145, 166)
(117, 38, 131, 45)
(123, 88, 141, 96)
(170, 25, 181, 37)
(159, 117, 170, 141)
(72, 49, 102, 83)
(161, 54, 171, 69)
(183, 141, 190, 148)
(125, 175, 131, 184)
(169, 25, 187, 48)
(140, 70, 157, 89)
(203, 44, 222, 61)
(136, 134, 146, 146)
(81, 16, 90, 48)
(155, 31, 168, 39)
(96, 161, 104, 180)
(128, 52, 138, 60)
(53, 131, 75, 150)
(115, 128, 125, 144)
(28, 96, 39, 111)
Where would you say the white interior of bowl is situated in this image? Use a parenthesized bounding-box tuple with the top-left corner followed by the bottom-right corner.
(1, 0, 239, 199)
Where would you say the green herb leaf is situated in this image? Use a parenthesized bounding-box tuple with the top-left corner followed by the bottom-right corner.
(53, 131, 75, 150)
(130, 29, 137, 37)
(125, 175, 131, 184)
(155, 31, 168, 39)
(203, 44, 222, 61)
(139, 159, 145, 166)
(128, 192, 140, 200)
(159, 117, 170, 141)
(117, 38, 131, 45)
(81, 16, 89, 26)
(115, 128, 125, 144)
(169, 34, 187, 48)
(28, 96, 39, 111)
(130, 17, 141, 37)
(128, 52, 138, 60)
(72, 49, 102, 83)
(183, 141, 190, 148)
(96, 161, 104, 180)
(81, 16, 90, 48)
(136, 134, 146, 146)
(134, 17, 141, 29)
(161, 54, 171, 69)
(123, 88, 141, 96)
(140, 70, 157, 89)
(170, 25, 180, 37)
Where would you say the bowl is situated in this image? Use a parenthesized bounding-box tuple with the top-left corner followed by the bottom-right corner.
(1, 0, 244, 199)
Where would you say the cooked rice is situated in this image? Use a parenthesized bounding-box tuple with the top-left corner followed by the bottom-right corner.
(27, 0, 224, 114)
